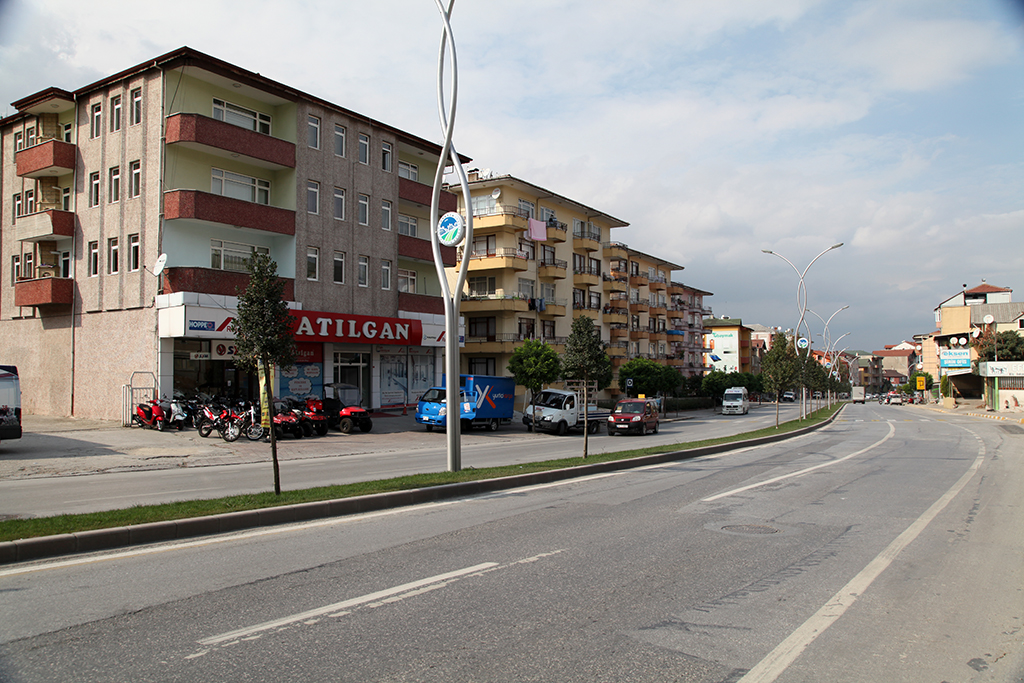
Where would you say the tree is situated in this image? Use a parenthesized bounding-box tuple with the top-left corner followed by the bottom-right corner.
(760, 332, 798, 427)
(229, 253, 296, 495)
(562, 315, 612, 457)
(507, 340, 562, 432)
(973, 329, 1024, 362)
(701, 370, 730, 403)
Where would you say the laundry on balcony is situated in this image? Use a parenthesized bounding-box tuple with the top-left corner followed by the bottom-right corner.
(527, 218, 547, 242)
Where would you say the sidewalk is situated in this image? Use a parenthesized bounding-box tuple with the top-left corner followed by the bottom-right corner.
(2, 409, 704, 480)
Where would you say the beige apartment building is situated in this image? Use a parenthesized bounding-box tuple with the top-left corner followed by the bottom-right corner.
(451, 172, 712, 401)
(2, 47, 462, 419)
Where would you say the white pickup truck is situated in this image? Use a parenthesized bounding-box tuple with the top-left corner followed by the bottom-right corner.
(522, 388, 610, 435)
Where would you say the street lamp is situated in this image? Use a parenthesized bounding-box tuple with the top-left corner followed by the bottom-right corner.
(808, 305, 849, 406)
(762, 243, 844, 419)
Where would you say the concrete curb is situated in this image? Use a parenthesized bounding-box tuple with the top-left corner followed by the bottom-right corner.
(0, 408, 843, 566)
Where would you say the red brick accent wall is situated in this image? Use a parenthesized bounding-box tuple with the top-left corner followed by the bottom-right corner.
(14, 139, 76, 177)
(398, 234, 456, 266)
(399, 291, 445, 315)
(163, 190, 295, 235)
(399, 177, 458, 212)
(162, 267, 295, 299)
(14, 277, 73, 307)
(165, 113, 295, 168)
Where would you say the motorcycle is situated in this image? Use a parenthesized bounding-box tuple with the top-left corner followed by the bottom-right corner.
(131, 399, 167, 431)
(160, 396, 188, 431)
(239, 401, 266, 441)
(273, 400, 304, 439)
(197, 403, 241, 442)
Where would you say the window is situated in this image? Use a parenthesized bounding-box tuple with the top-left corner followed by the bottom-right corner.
(518, 198, 535, 219)
(381, 259, 391, 290)
(333, 251, 345, 284)
(109, 166, 120, 203)
(90, 103, 102, 138)
(540, 207, 556, 222)
(398, 268, 416, 293)
(211, 168, 270, 204)
(129, 160, 141, 198)
(25, 127, 35, 147)
(307, 115, 320, 148)
(398, 161, 418, 181)
(589, 290, 601, 309)
(381, 141, 392, 171)
(573, 288, 586, 308)
(130, 88, 142, 125)
(63, 123, 72, 142)
(11, 255, 20, 284)
(24, 189, 34, 215)
(334, 124, 346, 156)
(518, 239, 534, 261)
(468, 276, 496, 296)
(333, 187, 345, 220)
(381, 200, 392, 230)
(13, 194, 22, 220)
(398, 214, 417, 237)
(470, 193, 497, 216)
(307, 181, 319, 214)
(358, 255, 369, 287)
(108, 238, 120, 275)
(62, 187, 71, 211)
(60, 251, 71, 278)
(358, 134, 369, 164)
(472, 234, 496, 256)
(89, 172, 100, 207)
(542, 319, 555, 338)
(13, 131, 23, 151)
(518, 278, 535, 299)
(213, 98, 271, 135)
(129, 234, 140, 272)
(210, 239, 269, 272)
(541, 282, 556, 301)
(468, 317, 496, 338)
(23, 252, 33, 280)
(358, 194, 369, 225)
(88, 241, 99, 276)
(110, 95, 122, 132)
(518, 318, 535, 339)
(468, 357, 496, 376)
(307, 247, 319, 281)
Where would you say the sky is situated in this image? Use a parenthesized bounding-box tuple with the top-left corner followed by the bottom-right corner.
(2, 0, 1023, 354)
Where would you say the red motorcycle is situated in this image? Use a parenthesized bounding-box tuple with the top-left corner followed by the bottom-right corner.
(197, 403, 241, 442)
(131, 399, 168, 431)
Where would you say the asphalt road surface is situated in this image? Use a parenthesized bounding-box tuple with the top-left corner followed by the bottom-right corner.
(2, 404, 1022, 682)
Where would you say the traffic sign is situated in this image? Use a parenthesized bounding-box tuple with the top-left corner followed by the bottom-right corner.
(797, 337, 809, 349)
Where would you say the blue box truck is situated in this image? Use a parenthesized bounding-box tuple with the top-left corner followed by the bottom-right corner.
(416, 375, 516, 432)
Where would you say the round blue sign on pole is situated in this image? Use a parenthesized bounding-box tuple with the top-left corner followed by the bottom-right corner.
(438, 212, 466, 247)
(797, 337, 809, 349)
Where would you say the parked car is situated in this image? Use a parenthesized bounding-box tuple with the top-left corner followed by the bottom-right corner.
(889, 394, 904, 405)
(607, 398, 659, 436)
(782, 391, 796, 402)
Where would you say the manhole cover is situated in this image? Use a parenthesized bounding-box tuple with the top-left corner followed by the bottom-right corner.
(721, 524, 779, 535)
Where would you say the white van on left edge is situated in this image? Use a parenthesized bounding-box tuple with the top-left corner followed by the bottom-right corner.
(0, 365, 22, 442)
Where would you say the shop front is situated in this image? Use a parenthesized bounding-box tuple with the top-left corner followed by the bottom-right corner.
(157, 293, 452, 409)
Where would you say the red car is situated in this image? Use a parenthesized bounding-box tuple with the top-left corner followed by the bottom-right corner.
(607, 398, 660, 435)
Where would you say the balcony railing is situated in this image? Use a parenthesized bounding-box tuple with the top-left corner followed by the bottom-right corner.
(15, 139, 76, 178)
(163, 189, 295, 235)
(14, 276, 74, 307)
(573, 228, 601, 241)
(165, 113, 295, 169)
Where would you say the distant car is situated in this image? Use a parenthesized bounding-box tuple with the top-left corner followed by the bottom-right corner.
(889, 394, 904, 405)
(607, 398, 659, 435)
(782, 391, 796, 402)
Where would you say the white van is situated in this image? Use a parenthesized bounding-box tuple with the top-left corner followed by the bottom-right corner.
(0, 365, 22, 442)
(721, 386, 750, 415)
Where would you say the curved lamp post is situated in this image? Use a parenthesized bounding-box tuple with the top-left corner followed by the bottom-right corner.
(430, 0, 473, 471)
(761, 243, 844, 419)
(808, 305, 849, 406)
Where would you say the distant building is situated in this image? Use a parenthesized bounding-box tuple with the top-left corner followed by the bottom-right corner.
(703, 317, 753, 374)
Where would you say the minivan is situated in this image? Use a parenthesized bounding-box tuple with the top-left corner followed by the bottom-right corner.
(721, 386, 750, 415)
(608, 397, 659, 435)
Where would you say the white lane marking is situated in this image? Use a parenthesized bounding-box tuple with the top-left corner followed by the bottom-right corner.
(701, 423, 896, 502)
(197, 550, 563, 648)
(738, 429, 986, 683)
(198, 562, 497, 646)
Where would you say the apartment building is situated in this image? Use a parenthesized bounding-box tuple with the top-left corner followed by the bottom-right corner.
(2, 47, 460, 419)
(451, 172, 711, 400)
(702, 317, 753, 374)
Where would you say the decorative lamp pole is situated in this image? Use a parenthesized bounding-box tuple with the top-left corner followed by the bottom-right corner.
(761, 243, 843, 419)
(430, 0, 473, 472)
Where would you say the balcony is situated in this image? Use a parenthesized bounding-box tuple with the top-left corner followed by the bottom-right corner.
(464, 247, 529, 272)
(649, 330, 668, 342)
(164, 189, 295, 236)
(649, 277, 668, 292)
(603, 307, 628, 324)
(603, 241, 628, 259)
(666, 356, 686, 367)
(537, 258, 567, 279)
(629, 274, 649, 288)
(14, 276, 73, 307)
(15, 139, 76, 178)
(401, 177, 457, 212)
(607, 341, 628, 357)
(602, 274, 627, 292)
(398, 234, 456, 266)
(399, 291, 445, 316)
(610, 325, 629, 339)
(165, 113, 295, 169)
(460, 294, 529, 313)
(630, 329, 650, 341)
(538, 299, 567, 317)
(573, 268, 600, 287)
(649, 304, 667, 316)
(15, 209, 75, 242)
(628, 300, 649, 314)
(667, 283, 685, 295)
(667, 307, 684, 319)
(161, 267, 295, 299)
(547, 220, 567, 243)
(572, 229, 601, 252)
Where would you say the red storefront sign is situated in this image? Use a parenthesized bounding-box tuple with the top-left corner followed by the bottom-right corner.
(289, 311, 423, 346)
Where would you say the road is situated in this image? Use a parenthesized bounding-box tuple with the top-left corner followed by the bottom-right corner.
(1, 402, 806, 517)
(2, 404, 1022, 682)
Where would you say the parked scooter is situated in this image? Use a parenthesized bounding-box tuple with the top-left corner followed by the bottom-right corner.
(132, 399, 168, 431)
(160, 396, 188, 431)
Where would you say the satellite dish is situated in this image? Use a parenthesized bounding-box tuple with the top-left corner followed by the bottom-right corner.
(152, 253, 168, 277)
(481, 168, 491, 178)
(972, 328, 981, 338)
(983, 314, 994, 324)
(958, 337, 967, 346)
(490, 188, 501, 199)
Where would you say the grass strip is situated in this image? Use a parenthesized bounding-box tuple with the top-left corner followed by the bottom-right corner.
(0, 404, 843, 543)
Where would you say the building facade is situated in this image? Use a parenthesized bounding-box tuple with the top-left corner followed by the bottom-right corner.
(2, 48, 461, 419)
(702, 317, 753, 374)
